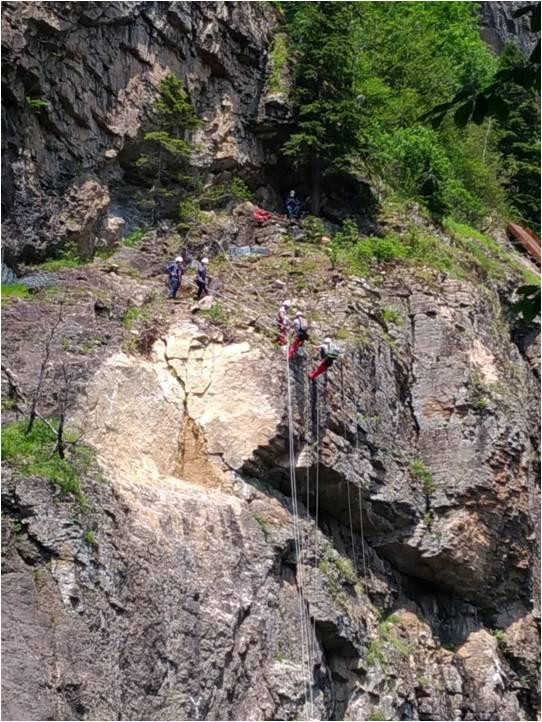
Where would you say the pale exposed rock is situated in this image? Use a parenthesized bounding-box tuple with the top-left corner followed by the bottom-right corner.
(100, 215, 126, 248)
(49, 179, 111, 259)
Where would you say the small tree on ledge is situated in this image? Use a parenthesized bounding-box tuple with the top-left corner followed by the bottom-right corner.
(137, 74, 202, 222)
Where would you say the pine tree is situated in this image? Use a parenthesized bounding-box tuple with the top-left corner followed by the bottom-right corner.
(497, 44, 541, 234)
(137, 75, 201, 222)
(282, 2, 362, 215)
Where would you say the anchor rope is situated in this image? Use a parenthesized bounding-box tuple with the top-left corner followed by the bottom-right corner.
(286, 349, 314, 719)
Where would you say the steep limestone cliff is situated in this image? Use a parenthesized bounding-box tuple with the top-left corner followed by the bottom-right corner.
(1, 1, 280, 263)
(2, 210, 539, 720)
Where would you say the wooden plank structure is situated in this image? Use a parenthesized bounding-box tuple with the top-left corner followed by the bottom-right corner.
(507, 222, 541, 267)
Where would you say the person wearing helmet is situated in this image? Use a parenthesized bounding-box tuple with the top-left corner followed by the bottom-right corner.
(276, 300, 291, 346)
(196, 257, 209, 300)
(309, 336, 340, 381)
(166, 255, 185, 299)
(285, 190, 301, 220)
(288, 310, 310, 360)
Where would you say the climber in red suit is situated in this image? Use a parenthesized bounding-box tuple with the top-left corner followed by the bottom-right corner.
(308, 337, 340, 380)
(288, 311, 309, 359)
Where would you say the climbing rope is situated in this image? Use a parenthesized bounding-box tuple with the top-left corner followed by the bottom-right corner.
(286, 348, 314, 719)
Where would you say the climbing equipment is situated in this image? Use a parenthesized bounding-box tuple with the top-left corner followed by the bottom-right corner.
(286, 350, 315, 719)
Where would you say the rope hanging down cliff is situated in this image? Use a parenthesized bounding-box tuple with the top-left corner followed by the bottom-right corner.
(286, 349, 315, 719)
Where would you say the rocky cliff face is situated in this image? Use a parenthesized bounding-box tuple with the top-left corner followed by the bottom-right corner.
(480, 1, 538, 54)
(2, 210, 540, 720)
(1, 1, 280, 263)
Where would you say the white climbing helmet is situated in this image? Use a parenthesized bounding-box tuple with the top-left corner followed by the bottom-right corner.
(202, 257, 209, 264)
(324, 336, 332, 344)
(296, 310, 304, 317)
(290, 190, 295, 197)
(175, 256, 184, 263)
(283, 299, 291, 308)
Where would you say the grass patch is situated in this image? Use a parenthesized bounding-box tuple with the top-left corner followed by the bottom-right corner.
(26, 96, 49, 113)
(253, 512, 269, 536)
(368, 711, 387, 722)
(203, 302, 231, 326)
(1, 283, 31, 301)
(319, 546, 358, 593)
(381, 307, 403, 325)
(38, 246, 84, 271)
(367, 612, 410, 670)
(84, 530, 97, 546)
(122, 306, 144, 329)
(268, 32, 289, 94)
(1, 420, 94, 502)
(410, 458, 435, 495)
(333, 215, 540, 286)
(123, 227, 146, 247)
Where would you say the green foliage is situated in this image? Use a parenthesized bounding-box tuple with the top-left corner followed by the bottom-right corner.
(301, 215, 326, 244)
(84, 530, 97, 546)
(368, 711, 386, 722)
(122, 306, 143, 329)
(253, 513, 269, 536)
(230, 177, 253, 202)
(511, 284, 541, 323)
(381, 307, 402, 325)
(178, 197, 203, 228)
(424, 510, 435, 529)
(491, 628, 506, 647)
(2, 420, 93, 501)
(138, 74, 201, 221)
(123, 227, 146, 247)
(203, 302, 230, 326)
(410, 458, 435, 495)
(26, 96, 49, 113)
(268, 32, 289, 94)
(367, 612, 410, 670)
(496, 44, 541, 234)
(282, 2, 364, 213)
(1, 283, 31, 301)
(319, 545, 358, 589)
(38, 244, 84, 271)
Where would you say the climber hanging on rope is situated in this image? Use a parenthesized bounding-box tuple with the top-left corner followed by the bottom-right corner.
(308, 336, 340, 380)
(288, 310, 309, 360)
(276, 299, 291, 346)
(166, 256, 184, 299)
(196, 257, 209, 300)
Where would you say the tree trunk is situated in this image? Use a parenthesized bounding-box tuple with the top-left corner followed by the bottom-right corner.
(310, 154, 321, 216)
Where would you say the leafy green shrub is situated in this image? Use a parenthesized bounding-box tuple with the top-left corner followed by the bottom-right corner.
(231, 177, 253, 201)
(301, 216, 326, 244)
(178, 197, 203, 228)
(123, 227, 146, 247)
(122, 306, 145, 330)
(410, 458, 435, 495)
(2, 420, 93, 500)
